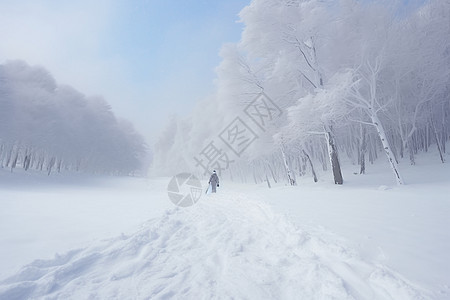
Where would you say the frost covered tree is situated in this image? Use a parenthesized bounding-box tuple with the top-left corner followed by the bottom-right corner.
(153, 0, 450, 186)
(0, 60, 147, 175)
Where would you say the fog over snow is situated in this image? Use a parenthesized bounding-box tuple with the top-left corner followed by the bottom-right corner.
(0, 0, 248, 142)
(1, 0, 450, 299)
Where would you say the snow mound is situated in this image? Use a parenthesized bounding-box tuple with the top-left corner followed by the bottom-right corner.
(0, 193, 429, 299)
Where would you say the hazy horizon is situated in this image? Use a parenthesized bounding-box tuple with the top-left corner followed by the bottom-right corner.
(0, 0, 249, 144)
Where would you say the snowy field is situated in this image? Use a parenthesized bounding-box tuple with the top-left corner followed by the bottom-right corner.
(0, 153, 449, 299)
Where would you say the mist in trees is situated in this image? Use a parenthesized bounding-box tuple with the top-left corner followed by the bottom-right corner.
(0, 60, 147, 175)
(153, 0, 450, 186)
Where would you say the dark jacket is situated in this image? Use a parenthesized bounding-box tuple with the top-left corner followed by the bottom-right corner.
(209, 173, 219, 185)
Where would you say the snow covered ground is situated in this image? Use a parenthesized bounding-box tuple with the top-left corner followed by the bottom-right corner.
(0, 152, 449, 299)
(0, 171, 169, 282)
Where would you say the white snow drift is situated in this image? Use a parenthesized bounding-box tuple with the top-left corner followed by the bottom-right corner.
(0, 193, 428, 299)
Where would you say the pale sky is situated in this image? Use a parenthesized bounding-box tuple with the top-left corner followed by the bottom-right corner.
(0, 0, 249, 143)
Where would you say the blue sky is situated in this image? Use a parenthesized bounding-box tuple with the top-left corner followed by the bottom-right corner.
(0, 0, 249, 142)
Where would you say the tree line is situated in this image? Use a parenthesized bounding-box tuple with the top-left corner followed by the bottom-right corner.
(0, 60, 147, 175)
(153, 0, 449, 185)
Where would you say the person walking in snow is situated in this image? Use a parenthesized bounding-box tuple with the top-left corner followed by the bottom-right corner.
(208, 170, 219, 193)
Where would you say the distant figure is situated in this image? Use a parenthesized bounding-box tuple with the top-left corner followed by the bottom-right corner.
(208, 170, 219, 193)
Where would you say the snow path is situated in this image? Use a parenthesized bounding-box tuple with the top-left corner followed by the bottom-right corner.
(0, 192, 429, 300)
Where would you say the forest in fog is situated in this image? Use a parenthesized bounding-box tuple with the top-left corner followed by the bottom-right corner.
(1, 0, 448, 182)
(153, 0, 450, 185)
(0, 60, 147, 175)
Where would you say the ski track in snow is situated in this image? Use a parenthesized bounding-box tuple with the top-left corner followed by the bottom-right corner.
(0, 192, 430, 300)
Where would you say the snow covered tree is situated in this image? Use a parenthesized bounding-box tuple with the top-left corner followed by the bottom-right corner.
(153, 0, 450, 187)
(0, 60, 147, 175)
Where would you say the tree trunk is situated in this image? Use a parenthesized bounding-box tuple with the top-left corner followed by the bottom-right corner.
(431, 118, 445, 163)
(267, 162, 277, 183)
(280, 146, 296, 186)
(359, 125, 367, 174)
(47, 157, 56, 176)
(57, 158, 62, 173)
(11, 148, 19, 172)
(407, 139, 415, 165)
(371, 113, 404, 185)
(24, 154, 31, 171)
(5, 146, 13, 168)
(302, 150, 318, 182)
(265, 174, 271, 188)
(301, 157, 307, 176)
(324, 125, 343, 184)
(296, 156, 303, 177)
(38, 156, 45, 171)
